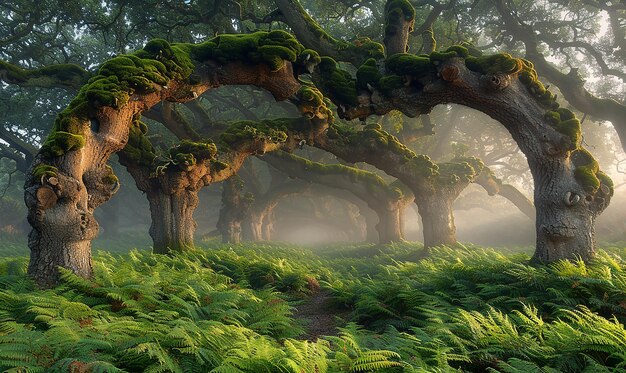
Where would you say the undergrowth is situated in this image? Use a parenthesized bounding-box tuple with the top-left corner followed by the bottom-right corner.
(0, 241, 625, 372)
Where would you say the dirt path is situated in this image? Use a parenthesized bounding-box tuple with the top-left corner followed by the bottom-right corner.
(293, 290, 349, 340)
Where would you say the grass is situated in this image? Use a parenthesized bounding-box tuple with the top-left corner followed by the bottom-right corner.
(0, 239, 625, 371)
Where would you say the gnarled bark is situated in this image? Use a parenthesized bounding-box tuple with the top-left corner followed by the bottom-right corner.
(24, 35, 309, 285)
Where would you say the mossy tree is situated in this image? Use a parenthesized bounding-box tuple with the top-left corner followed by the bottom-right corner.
(313, 124, 485, 248)
(262, 151, 414, 243)
(118, 86, 331, 254)
(276, 0, 614, 260)
(215, 175, 253, 244)
(23, 32, 319, 285)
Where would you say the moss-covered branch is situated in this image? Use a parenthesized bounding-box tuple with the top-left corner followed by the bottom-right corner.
(0, 61, 91, 89)
(493, 0, 626, 152)
(274, 0, 384, 65)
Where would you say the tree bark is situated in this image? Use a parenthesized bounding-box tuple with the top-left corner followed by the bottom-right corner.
(375, 207, 404, 243)
(147, 189, 198, 253)
(216, 176, 250, 244)
(415, 191, 457, 248)
(25, 43, 307, 286)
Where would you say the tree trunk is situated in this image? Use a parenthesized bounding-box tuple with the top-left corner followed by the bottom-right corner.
(220, 222, 242, 244)
(374, 207, 404, 244)
(530, 160, 607, 262)
(262, 211, 275, 241)
(416, 192, 456, 249)
(27, 231, 93, 288)
(247, 213, 265, 241)
(147, 190, 198, 254)
(24, 162, 115, 287)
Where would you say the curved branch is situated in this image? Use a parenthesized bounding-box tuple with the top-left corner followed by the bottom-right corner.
(493, 0, 626, 151)
(0, 61, 91, 90)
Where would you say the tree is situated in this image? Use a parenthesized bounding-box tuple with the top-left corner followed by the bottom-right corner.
(17, 0, 618, 286)
(275, 0, 613, 259)
(23, 32, 320, 286)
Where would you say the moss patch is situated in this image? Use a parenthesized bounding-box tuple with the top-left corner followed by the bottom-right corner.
(0, 61, 89, 88)
(384, 0, 416, 40)
(41, 131, 86, 158)
(465, 53, 523, 76)
(544, 110, 582, 148)
(356, 59, 382, 91)
(190, 30, 307, 72)
(316, 57, 358, 106)
(571, 149, 600, 193)
(385, 53, 435, 78)
(220, 120, 291, 148)
(296, 86, 334, 120)
(120, 118, 156, 167)
(33, 165, 58, 181)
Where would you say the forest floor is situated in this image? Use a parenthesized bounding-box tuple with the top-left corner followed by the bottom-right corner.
(293, 290, 348, 340)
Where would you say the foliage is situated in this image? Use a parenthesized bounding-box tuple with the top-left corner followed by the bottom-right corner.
(0, 242, 626, 371)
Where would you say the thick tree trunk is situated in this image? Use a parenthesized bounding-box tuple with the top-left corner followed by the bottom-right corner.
(24, 161, 116, 287)
(147, 190, 198, 254)
(530, 160, 608, 262)
(247, 213, 265, 241)
(416, 193, 456, 249)
(27, 231, 94, 288)
(375, 207, 404, 244)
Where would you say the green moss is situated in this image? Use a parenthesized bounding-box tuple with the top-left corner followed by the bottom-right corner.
(572, 149, 600, 193)
(409, 155, 438, 178)
(220, 120, 289, 148)
(41, 131, 86, 158)
(299, 49, 322, 65)
(316, 57, 358, 106)
(33, 165, 58, 180)
(120, 118, 156, 167)
(356, 59, 382, 91)
(556, 108, 576, 121)
(296, 86, 333, 120)
(173, 153, 196, 171)
(544, 110, 582, 147)
(429, 51, 459, 63)
(596, 171, 614, 195)
(465, 53, 523, 75)
(384, 0, 416, 39)
(348, 38, 385, 61)
(378, 75, 405, 94)
(170, 140, 217, 160)
(518, 60, 559, 108)
(385, 53, 435, 77)
(444, 45, 470, 59)
(556, 119, 582, 147)
(0, 61, 89, 87)
(191, 30, 306, 72)
(102, 165, 119, 185)
(436, 156, 484, 185)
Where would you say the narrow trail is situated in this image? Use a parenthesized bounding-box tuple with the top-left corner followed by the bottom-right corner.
(293, 290, 349, 341)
